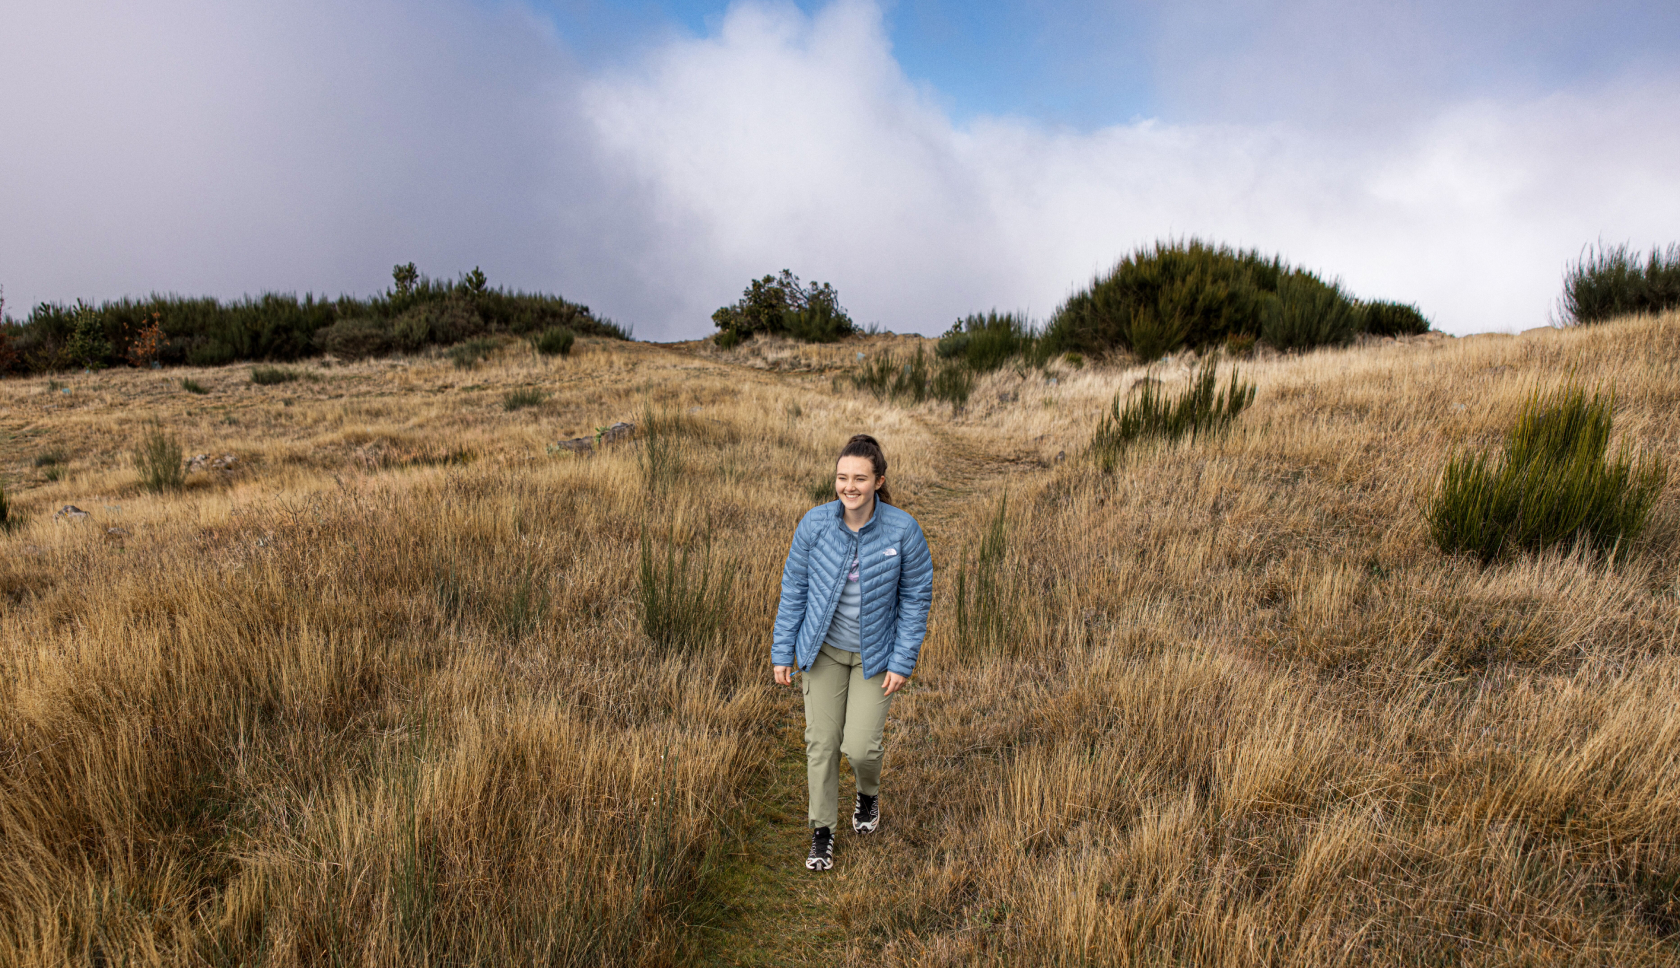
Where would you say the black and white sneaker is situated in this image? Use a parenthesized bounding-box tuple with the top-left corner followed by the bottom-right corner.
(806, 826, 834, 871)
(852, 792, 880, 834)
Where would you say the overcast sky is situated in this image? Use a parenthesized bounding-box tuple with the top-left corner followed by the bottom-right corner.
(2, 0, 1677, 339)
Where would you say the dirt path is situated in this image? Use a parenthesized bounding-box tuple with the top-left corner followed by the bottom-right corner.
(689, 413, 1023, 966)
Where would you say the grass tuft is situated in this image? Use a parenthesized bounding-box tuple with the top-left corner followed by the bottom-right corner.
(133, 423, 186, 492)
(639, 523, 735, 655)
(180, 378, 209, 394)
(1428, 384, 1667, 563)
(502, 388, 547, 411)
(250, 366, 300, 385)
(954, 493, 1017, 658)
(1090, 357, 1256, 470)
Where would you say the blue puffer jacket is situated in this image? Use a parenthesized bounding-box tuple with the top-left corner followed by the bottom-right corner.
(772, 500, 933, 680)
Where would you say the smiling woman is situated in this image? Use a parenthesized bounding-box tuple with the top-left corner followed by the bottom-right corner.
(770, 433, 934, 872)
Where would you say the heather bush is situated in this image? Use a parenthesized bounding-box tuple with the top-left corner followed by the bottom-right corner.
(533, 327, 575, 357)
(1361, 300, 1432, 337)
(1429, 385, 1667, 563)
(1044, 239, 1409, 359)
(1560, 243, 1680, 325)
(936, 311, 1037, 372)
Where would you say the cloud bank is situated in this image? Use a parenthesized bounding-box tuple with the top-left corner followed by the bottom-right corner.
(3, 0, 1678, 339)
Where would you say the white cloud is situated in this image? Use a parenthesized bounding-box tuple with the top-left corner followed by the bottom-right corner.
(582, 0, 1680, 336)
(2, 0, 1677, 339)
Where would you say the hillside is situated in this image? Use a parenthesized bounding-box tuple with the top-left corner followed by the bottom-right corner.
(1, 317, 1677, 966)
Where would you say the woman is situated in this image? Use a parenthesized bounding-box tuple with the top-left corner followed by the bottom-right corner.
(772, 434, 933, 872)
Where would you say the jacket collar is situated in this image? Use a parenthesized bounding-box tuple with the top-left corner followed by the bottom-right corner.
(831, 497, 881, 535)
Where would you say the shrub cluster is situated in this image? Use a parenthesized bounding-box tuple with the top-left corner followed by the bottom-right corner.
(0, 263, 626, 376)
(1429, 386, 1667, 563)
(133, 424, 186, 493)
(712, 270, 855, 346)
(936, 311, 1040, 372)
(850, 347, 973, 410)
(1043, 239, 1429, 361)
(1090, 358, 1256, 471)
(1560, 243, 1680, 325)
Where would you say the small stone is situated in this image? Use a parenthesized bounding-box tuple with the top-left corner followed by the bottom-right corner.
(54, 505, 89, 521)
(552, 437, 593, 454)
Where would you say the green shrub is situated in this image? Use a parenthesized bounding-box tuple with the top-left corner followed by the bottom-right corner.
(34, 450, 65, 468)
(1261, 275, 1360, 352)
(1560, 243, 1680, 325)
(1044, 239, 1398, 359)
(502, 388, 547, 411)
(181, 378, 209, 394)
(533, 327, 575, 357)
(64, 303, 113, 370)
(5, 264, 624, 376)
(1428, 385, 1667, 563)
(448, 338, 500, 369)
(250, 366, 300, 385)
(936, 311, 1036, 372)
(851, 347, 973, 411)
(639, 523, 735, 655)
(1362, 300, 1432, 337)
(315, 317, 393, 360)
(134, 424, 186, 493)
(712, 270, 855, 344)
(1090, 357, 1256, 471)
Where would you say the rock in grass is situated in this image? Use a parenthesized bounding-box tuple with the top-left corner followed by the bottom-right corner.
(600, 422, 635, 444)
(54, 505, 89, 521)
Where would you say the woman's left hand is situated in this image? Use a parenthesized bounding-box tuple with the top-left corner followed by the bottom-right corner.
(883, 672, 908, 696)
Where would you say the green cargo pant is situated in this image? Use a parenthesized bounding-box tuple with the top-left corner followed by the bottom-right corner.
(801, 643, 895, 830)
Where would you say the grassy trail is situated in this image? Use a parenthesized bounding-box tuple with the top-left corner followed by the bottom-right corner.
(689, 416, 1023, 966)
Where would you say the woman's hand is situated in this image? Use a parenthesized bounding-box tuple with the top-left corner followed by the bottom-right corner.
(883, 672, 908, 696)
(774, 665, 794, 686)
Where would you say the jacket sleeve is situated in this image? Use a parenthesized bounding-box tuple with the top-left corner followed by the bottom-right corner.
(889, 518, 933, 677)
(771, 519, 812, 668)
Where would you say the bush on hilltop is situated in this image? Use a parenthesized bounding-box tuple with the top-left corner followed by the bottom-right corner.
(1560, 242, 1680, 325)
(0, 263, 627, 376)
(712, 270, 855, 346)
(1042, 239, 1430, 362)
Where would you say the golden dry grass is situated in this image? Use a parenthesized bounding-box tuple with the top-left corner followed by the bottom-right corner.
(1, 315, 1678, 967)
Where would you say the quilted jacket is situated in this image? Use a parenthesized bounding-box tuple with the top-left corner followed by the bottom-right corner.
(772, 499, 933, 680)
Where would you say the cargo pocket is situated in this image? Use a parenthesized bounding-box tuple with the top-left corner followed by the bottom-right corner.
(800, 673, 810, 697)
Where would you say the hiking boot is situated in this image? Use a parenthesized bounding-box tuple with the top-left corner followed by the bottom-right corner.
(806, 826, 834, 871)
(852, 792, 880, 834)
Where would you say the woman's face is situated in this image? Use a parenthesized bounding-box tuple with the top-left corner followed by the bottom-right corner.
(834, 455, 883, 512)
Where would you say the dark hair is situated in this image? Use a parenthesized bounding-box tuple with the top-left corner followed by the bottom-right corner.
(837, 434, 891, 506)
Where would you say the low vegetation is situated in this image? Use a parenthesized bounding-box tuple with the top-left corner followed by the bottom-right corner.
(1089, 357, 1257, 471)
(0, 311, 1676, 966)
(849, 347, 974, 410)
(936, 310, 1039, 372)
(533, 326, 576, 357)
(132, 423, 185, 492)
(1429, 384, 1667, 562)
(1043, 238, 1431, 361)
(0, 263, 626, 375)
(501, 387, 548, 411)
(712, 270, 855, 346)
(180, 377, 209, 394)
(250, 365, 302, 385)
(1561, 242, 1680, 324)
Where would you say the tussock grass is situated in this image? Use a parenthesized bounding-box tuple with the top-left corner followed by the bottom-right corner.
(1430, 384, 1667, 562)
(639, 523, 736, 655)
(0, 312, 1677, 965)
(250, 365, 301, 385)
(501, 387, 547, 411)
(132, 423, 185, 492)
(180, 377, 209, 394)
(1090, 357, 1256, 470)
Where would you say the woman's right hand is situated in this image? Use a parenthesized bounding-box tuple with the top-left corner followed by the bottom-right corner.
(774, 665, 794, 686)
